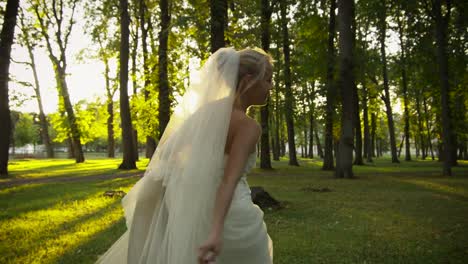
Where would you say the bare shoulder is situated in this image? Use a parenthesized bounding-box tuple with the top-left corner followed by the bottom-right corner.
(231, 111, 261, 148)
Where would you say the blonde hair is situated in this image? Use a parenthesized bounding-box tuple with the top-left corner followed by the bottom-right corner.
(235, 47, 274, 107)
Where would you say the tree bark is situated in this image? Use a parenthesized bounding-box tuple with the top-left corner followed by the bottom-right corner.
(273, 35, 281, 161)
(102, 54, 116, 158)
(280, 0, 299, 166)
(19, 14, 54, 159)
(0, 0, 19, 177)
(371, 112, 376, 157)
(335, 0, 355, 178)
(415, 93, 426, 159)
(130, 3, 140, 161)
(210, 0, 226, 53)
(260, 0, 273, 169)
(323, 0, 337, 170)
(423, 96, 435, 160)
(307, 81, 316, 159)
(315, 127, 324, 158)
(119, 0, 137, 169)
(433, 0, 455, 175)
(157, 0, 171, 157)
(362, 84, 372, 163)
(353, 79, 363, 165)
(139, 0, 157, 158)
(378, 0, 399, 163)
(33, 0, 84, 163)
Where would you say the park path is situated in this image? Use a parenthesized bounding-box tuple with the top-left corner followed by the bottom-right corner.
(0, 172, 143, 190)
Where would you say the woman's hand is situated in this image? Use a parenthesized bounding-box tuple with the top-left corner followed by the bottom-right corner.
(197, 231, 223, 264)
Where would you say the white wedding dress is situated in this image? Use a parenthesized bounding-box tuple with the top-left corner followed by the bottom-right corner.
(217, 149, 274, 263)
(95, 148, 273, 264)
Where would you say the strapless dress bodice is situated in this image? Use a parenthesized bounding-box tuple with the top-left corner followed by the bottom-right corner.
(222, 150, 257, 202)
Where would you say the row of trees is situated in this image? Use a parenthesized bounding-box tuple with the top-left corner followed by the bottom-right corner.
(1, 0, 466, 177)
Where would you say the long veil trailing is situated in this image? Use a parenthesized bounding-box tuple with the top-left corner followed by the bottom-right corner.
(95, 47, 240, 264)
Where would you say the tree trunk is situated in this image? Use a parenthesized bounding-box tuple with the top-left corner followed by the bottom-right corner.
(323, 0, 337, 170)
(139, 0, 157, 158)
(353, 78, 363, 165)
(103, 58, 115, 158)
(397, 13, 412, 162)
(57, 66, 85, 162)
(210, 0, 226, 53)
(371, 113, 376, 157)
(280, 0, 299, 166)
(416, 93, 426, 160)
(273, 37, 281, 161)
(398, 135, 404, 157)
(107, 99, 115, 158)
(130, 7, 140, 162)
(423, 96, 435, 160)
(402, 69, 411, 161)
(0, 0, 19, 177)
(302, 91, 308, 158)
(33, 1, 84, 163)
(362, 84, 372, 162)
(268, 102, 277, 161)
(314, 128, 323, 158)
(279, 107, 286, 157)
(67, 135, 74, 159)
(119, 0, 136, 170)
(433, 0, 455, 175)
(378, 0, 399, 163)
(260, 0, 273, 169)
(335, 0, 355, 178)
(306, 81, 315, 159)
(22, 23, 54, 159)
(157, 0, 171, 157)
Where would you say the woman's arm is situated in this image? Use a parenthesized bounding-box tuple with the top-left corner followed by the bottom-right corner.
(210, 118, 261, 235)
(198, 118, 260, 263)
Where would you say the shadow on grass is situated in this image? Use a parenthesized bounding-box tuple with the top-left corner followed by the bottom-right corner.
(50, 207, 127, 264)
(0, 177, 137, 222)
(0, 177, 139, 263)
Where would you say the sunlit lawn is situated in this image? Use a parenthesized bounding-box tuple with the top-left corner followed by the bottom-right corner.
(1, 155, 467, 263)
(1, 154, 149, 182)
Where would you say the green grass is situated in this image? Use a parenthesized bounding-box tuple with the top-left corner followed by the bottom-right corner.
(1, 157, 149, 181)
(1, 156, 467, 263)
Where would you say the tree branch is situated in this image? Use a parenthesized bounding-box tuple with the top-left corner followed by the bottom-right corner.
(33, 3, 59, 65)
(63, 0, 78, 54)
(10, 57, 32, 66)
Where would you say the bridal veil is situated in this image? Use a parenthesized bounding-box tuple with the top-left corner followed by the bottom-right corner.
(95, 47, 240, 263)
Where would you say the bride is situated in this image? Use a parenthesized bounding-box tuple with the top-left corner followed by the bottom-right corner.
(95, 47, 274, 264)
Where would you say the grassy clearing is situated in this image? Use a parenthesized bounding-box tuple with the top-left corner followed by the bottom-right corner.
(1, 157, 149, 182)
(1, 156, 467, 263)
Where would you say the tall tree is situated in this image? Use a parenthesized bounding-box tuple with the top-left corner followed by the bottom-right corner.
(210, 0, 226, 53)
(335, 0, 355, 178)
(272, 31, 282, 161)
(259, 0, 276, 169)
(157, 0, 171, 154)
(129, 0, 140, 161)
(84, 0, 119, 158)
(139, 0, 157, 158)
(0, 0, 20, 177)
(395, 3, 411, 161)
(280, 0, 299, 166)
(118, 0, 137, 169)
(32, 0, 84, 163)
(377, 0, 399, 163)
(322, 0, 337, 170)
(17, 9, 54, 158)
(432, 0, 455, 175)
